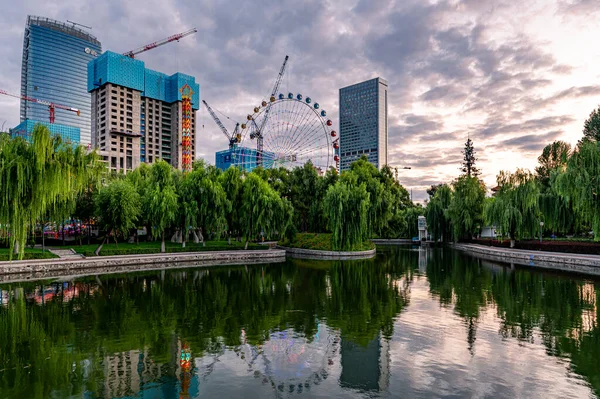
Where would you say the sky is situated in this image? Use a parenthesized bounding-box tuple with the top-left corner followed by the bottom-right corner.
(1, 0, 599, 202)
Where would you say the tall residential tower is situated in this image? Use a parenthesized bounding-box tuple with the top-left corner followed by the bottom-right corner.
(20, 16, 101, 144)
(339, 77, 388, 171)
(87, 51, 199, 174)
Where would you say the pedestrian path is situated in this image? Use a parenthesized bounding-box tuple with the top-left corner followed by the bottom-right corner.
(47, 248, 85, 260)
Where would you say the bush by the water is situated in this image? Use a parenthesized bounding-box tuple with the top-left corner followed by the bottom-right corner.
(280, 233, 374, 252)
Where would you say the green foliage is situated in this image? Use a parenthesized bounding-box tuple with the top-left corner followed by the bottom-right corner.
(95, 180, 141, 241)
(143, 161, 178, 250)
(582, 106, 600, 143)
(279, 233, 375, 251)
(344, 156, 393, 237)
(447, 176, 486, 241)
(426, 184, 453, 242)
(535, 141, 571, 190)
(484, 169, 539, 243)
(241, 173, 291, 247)
(78, 240, 263, 256)
(0, 248, 57, 261)
(0, 125, 103, 259)
(323, 180, 370, 251)
(555, 141, 600, 241)
(399, 206, 425, 238)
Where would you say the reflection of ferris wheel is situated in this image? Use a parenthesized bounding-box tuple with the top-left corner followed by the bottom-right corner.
(232, 94, 339, 172)
(234, 324, 341, 394)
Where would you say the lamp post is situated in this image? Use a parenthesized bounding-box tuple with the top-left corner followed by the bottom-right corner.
(540, 221, 544, 244)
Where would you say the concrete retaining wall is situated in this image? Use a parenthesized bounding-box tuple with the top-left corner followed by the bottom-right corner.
(0, 250, 286, 279)
(454, 244, 600, 276)
(371, 239, 413, 245)
(278, 246, 376, 260)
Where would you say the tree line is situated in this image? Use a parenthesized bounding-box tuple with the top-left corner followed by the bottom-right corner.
(426, 106, 600, 247)
(0, 125, 421, 259)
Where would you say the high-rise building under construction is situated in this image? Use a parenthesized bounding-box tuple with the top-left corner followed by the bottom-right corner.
(87, 51, 199, 173)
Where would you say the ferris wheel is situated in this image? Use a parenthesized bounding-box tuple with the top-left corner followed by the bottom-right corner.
(231, 93, 340, 172)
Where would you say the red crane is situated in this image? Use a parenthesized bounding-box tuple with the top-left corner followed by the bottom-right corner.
(123, 28, 198, 58)
(0, 88, 80, 123)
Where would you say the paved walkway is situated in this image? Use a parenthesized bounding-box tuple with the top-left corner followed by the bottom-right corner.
(454, 243, 600, 275)
(47, 248, 84, 260)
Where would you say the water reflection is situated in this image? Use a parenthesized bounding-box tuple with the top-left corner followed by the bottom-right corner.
(0, 248, 598, 398)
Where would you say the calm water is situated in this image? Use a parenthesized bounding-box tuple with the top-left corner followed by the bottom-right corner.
(0, 247, 599, 398)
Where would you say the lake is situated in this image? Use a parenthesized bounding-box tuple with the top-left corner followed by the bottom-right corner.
(0, 246, 598, 398)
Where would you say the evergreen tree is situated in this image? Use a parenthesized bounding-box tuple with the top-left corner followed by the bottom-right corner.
(461, 138, 481, 177)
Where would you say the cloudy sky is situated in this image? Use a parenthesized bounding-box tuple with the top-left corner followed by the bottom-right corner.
(1, 0, 599, 202)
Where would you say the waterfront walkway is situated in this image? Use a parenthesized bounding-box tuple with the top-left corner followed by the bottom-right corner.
(455, 243, 600, 275)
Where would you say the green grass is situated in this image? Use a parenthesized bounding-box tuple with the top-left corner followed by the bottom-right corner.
(0, 248, 58, 261)
(280, 233, 375, 252)
(72, 240, 265, 257)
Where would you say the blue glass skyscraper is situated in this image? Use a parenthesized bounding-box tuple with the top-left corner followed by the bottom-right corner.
(20, 16, 102, 144)
(339, 77, 388, 171)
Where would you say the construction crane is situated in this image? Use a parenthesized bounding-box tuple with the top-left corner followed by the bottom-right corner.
(203, 100, 240, 149)
(254, 55, 289, 167)
(0, 88, 80, 123)
(123, 28, 198, 58)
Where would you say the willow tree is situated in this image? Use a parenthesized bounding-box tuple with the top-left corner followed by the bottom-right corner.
(240, 173, 290, 249)
(94, 179, 140, 254)
(218, 166, 243, 243)
(323, 180, 370, 251)
(0, 125, 102, 259)
(484, 169, 539, 247)
(186, 162, 229, 246)
(426, 184, 453, 242)
(447, 176, 486, 241)
(345, 156, 394, 237)
(144, 160, 178, 252)
(555, 140, 600, 241)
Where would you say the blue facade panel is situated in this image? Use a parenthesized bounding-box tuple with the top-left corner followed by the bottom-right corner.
(21, 16, 102, 145)
(216, 147, 275, 172)
(87, 52, 144, 92)
(11, 119, 81, 143)
(88, 51, 200, 110)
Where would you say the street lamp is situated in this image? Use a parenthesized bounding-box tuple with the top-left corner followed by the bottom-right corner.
(540, 221, 544, 244)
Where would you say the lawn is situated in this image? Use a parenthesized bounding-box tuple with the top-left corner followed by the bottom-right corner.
(0, 248, 58, 261)
(72, 240, 265, 257)
(280, 233, 375, 252)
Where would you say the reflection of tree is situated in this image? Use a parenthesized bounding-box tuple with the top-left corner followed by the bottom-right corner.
(423, 249, 600, 396)
(326, 258, 410, 345)
(0, 255, 413, 397)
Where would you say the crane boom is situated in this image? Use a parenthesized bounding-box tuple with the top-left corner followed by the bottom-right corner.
(203, 100, 230, 140)
(203, 100, 241, 149)
(255, 55, 289, 167)
(270, 55, 289, 99)
(0, 88, 80, 123)
(123, 28, 198, 58)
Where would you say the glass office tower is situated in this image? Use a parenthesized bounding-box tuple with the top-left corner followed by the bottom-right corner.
(339, 77, 388, 171)
(20, 16, 102, 144)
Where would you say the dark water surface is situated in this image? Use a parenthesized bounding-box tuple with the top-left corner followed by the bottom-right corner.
(1, 247, 599, 398)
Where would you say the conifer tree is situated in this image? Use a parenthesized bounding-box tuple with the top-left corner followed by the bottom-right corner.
(461, 138, 481, 177)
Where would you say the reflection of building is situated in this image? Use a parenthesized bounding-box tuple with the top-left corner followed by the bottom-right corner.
(88, 51, 200, 173)
(339, 77, 388, 171)
(20, 16, 101, 144)
(340, 333, 390, 392)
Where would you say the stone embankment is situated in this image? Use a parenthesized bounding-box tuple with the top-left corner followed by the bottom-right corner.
(278, 246, 376, 260)
(0, 250, 286, 282)
(371, 239, 413, 245)
(455, 243, 600, 276)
